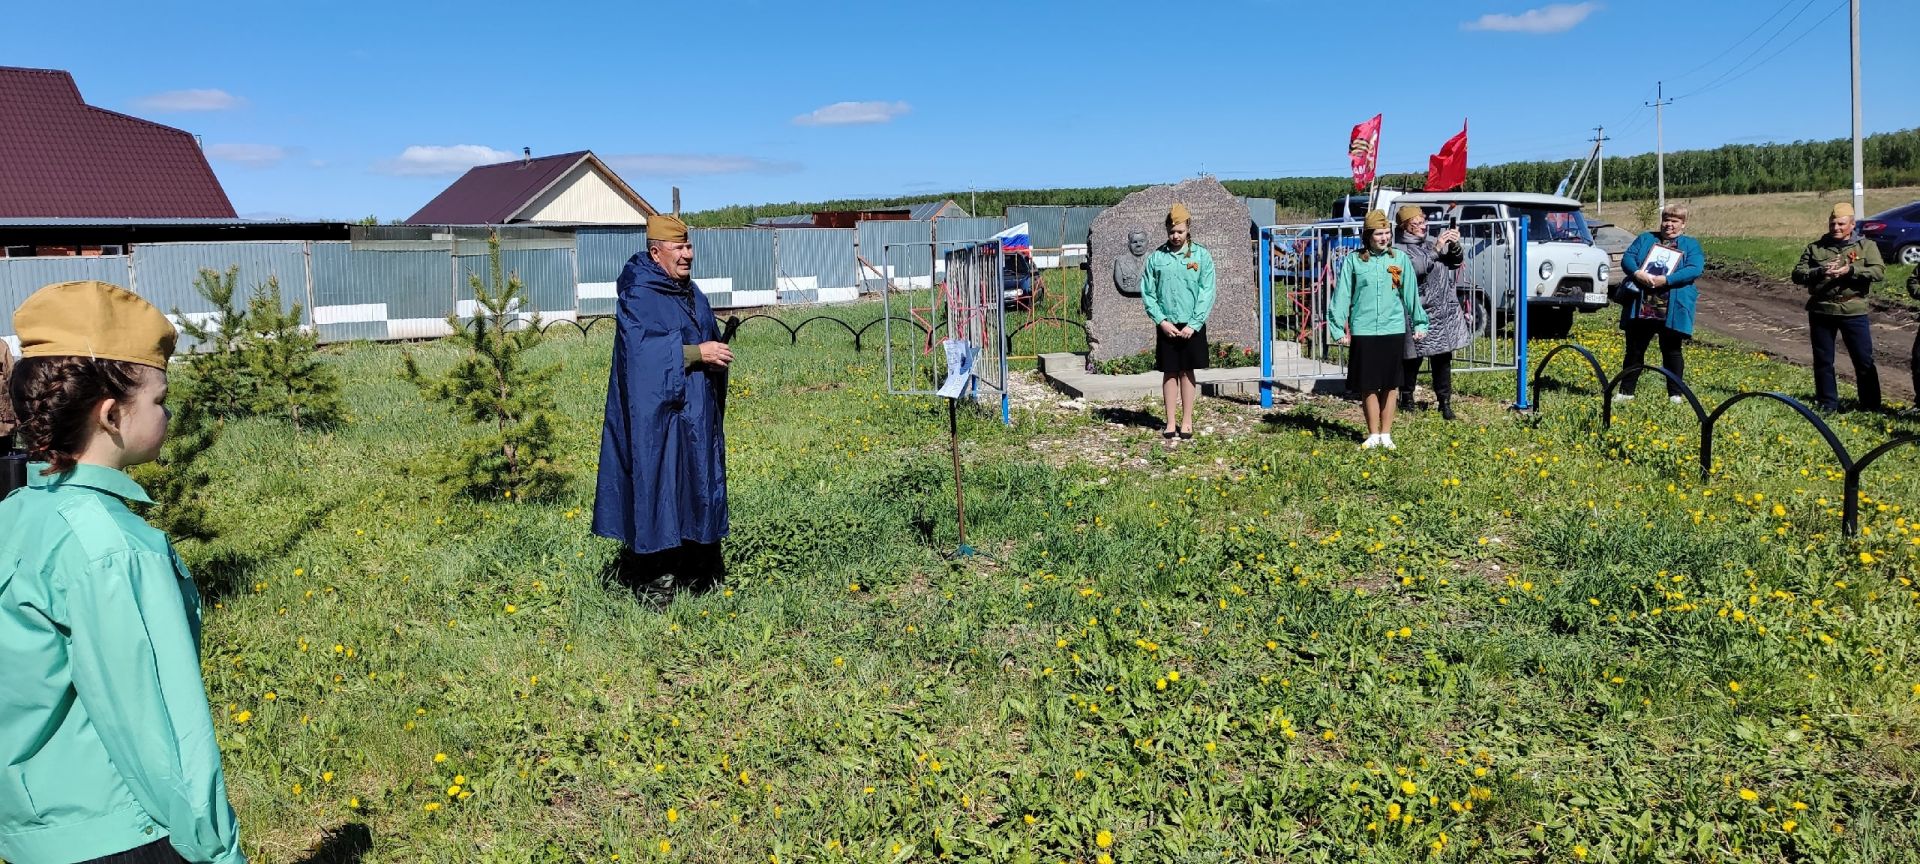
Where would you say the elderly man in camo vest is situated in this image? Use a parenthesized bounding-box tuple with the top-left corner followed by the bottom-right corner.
(1792, 202, 1886, 412)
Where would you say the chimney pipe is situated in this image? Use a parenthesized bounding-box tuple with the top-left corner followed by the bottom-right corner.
(522, 146, 531, 166)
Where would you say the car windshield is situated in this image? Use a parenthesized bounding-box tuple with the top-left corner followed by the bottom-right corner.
(1514, 207, 1592, 244)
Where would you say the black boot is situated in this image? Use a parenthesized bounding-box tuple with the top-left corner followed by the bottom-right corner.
(1397, 389, 1414, 411)
(1437, 393, 1456, 421)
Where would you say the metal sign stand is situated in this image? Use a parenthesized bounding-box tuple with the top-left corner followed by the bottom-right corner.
(946, 392, 974, 559)
(880, 237, 1009, 561)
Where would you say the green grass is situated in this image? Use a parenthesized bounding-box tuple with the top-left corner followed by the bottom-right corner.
(159, 304, 1920, 863)
(1699, 236, 1917, 305)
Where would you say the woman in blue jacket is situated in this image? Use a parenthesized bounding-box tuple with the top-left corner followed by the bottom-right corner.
(1615, 203, 1706, 402)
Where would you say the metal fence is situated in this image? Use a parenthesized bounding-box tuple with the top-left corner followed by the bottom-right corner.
(0, 214, 1103, 351)
(1256, 217, 1528, 408)
(1006, 205, 1106, 269)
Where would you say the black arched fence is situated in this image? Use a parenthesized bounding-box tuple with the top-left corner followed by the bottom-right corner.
(1531, 342, 1918, 537)
(476, 310, 1084, 355)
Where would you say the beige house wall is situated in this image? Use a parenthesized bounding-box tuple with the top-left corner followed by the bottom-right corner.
(519, 165, 649, 224)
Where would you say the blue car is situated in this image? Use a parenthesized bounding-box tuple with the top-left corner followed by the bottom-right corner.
(1001, 251, 1039, 308)
(1862, 201, 1920, 266)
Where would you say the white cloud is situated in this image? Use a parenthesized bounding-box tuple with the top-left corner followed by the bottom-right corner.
(375, 144, 514, 176)
(134, 88, 243, 112)
(792, 100, 911, 127)
(605, 153, 800, 177)
(1462, 2, 1599, 33)
(205, 143, 287, 167)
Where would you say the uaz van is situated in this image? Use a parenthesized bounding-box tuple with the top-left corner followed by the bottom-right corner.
(1383, 191, 1611, 339)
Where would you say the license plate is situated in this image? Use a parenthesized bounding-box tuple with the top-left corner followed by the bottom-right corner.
(1584, 292, 1608, 305)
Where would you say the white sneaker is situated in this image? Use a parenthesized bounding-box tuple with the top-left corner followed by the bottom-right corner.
(1612, 393, 1635, 403)
(1670, 395, 1685, 404)
(1381, 435, 1397, 450)
(1361, 435, 1381, 449)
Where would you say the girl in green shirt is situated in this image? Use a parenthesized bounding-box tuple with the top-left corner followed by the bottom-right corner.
(0, 281, 246, 864)
(1329, 210, 1428, 450)
(1141, 203, 1216, 440)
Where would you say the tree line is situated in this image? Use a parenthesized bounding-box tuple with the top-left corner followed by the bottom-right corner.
(687, 128, 1920, 227)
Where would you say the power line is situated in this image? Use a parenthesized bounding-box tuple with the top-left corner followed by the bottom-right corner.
(1675, 0, 1848, 101)
(1673, 0, 1833, 100)
(1666, 0, 1803, 85)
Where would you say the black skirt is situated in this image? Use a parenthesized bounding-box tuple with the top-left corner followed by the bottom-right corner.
(1346, 333, 1407, 393)
(1154, 325, 1210, 374)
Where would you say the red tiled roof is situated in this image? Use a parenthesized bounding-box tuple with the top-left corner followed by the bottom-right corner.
(0, 66, 236, 218)
(404, 151, 656, 225)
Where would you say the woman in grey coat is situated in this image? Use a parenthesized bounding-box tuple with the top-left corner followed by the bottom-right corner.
(1395, 205, 1473, 419)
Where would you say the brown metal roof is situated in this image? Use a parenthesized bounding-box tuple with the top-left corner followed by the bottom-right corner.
(403, 150, 657, 225)
(0, 66, 236, 218)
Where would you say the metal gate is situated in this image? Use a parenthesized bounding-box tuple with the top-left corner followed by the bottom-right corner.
(878, 239, 1011, 424)
(1256, 217, 1531, 408)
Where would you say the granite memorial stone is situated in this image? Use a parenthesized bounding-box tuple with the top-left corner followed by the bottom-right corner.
(1087, 177, 1255, 363)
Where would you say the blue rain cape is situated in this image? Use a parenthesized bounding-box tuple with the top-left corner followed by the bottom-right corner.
(591, 252, 729, 553)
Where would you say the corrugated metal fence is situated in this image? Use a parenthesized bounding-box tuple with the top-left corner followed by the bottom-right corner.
(0, 218, 1047, 350)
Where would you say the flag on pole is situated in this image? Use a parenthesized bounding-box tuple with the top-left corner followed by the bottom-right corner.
(1348, 114, 1382, 192)
(1426, 121, 1468, 193)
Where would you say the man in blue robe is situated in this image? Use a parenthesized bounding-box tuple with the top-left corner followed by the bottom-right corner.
(592, 213, 733, 598)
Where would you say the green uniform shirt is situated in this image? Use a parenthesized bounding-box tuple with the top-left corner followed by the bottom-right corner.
(0, 464, 246, 864)
(1792, 235, 1884, 317)
(1329, 249, 1429, 341)
(1141, 243, 1217, 328)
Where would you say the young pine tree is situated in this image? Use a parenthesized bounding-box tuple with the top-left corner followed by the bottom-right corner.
(174, 266, 253, 416)
(127, 395, 221, 544)
(243, 275, 343, 431)
(403, 233, 564, 500)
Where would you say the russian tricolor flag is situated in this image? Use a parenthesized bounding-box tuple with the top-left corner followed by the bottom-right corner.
(991, 222, 1031, 253)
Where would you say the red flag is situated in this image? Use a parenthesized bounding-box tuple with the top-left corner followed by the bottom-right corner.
(1348, 114, 1381, 192)
(1426, 121, 1468, 193)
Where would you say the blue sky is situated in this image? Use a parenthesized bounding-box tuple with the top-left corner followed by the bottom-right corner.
(14, 0, 1912, 220)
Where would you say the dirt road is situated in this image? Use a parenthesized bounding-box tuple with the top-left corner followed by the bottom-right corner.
(1692, 272, 1916, 402)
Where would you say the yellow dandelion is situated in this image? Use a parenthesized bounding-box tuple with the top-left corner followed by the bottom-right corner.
(1740, 788, 1759, 802)
(1400, 780, 1418, 795)
(667, 807, 679, 823)
(1096, 829, 1113, 848)
(658, 840, 671, 854)
(233, 710, 253, 724)
(434, 752, 449, 763)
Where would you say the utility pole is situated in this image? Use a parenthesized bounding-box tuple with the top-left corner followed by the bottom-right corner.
(1646, 82, 1674, 213)
(1592, 125, 1610, 218)
(1849, 0, 1864, 221)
